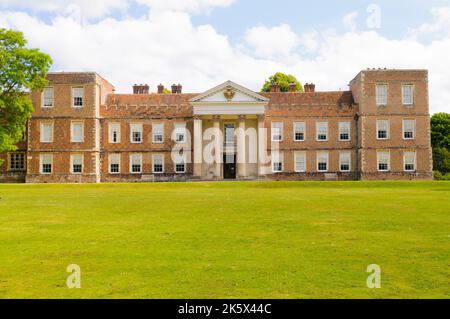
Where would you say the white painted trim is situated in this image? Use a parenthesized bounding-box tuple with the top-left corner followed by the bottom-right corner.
(39, 153, 53, 174)
(316, 121, 328, 142)
(108, 122, 121, 144)
(152, 153, 165, 174)
(293, 122, 306, 142)
(190, 80, 269, 103)
(70, 121, 84, 143)
(42, 87, 54, 108)
(40, 121, 54, 143)
(403, 151, 417, 172)
(376, 119, 390, 140)
(316, 151, 329, 172)
(108, 153, 121, 174)
(193, 105, 266, 115)
(294, 151, 306, 173)
(377, 150, 390, 172)
(339, 151, 351, 172)
(402, 118, 416, 140)
(70, 153, 84, 174)
(129, 153, 142, 174)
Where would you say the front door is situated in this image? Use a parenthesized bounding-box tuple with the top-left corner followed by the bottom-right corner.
(223, 154, 236, 179)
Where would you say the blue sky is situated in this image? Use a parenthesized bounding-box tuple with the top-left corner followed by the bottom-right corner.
(0, 0, 449, 113)
(192, 0, 441, 41)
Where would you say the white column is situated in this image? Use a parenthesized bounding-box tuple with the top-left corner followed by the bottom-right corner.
(237, 115, 247, 177)
(213, 116, 222, 178)
(258, 115, 267, 176)
(193, 117, 203, 177)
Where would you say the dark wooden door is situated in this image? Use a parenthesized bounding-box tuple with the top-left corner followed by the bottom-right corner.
(223, 155, 236, 179)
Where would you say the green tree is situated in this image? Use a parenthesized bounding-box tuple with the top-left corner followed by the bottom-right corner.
(0, 28, 52, 162)
(261, 72, 303, 93)
(430, 112, 450, 150)
(433, 147, 450, 174)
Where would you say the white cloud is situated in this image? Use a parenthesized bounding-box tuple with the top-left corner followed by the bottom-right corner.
(408, 6, 450, 40)
(0, 0, 128, 19)
(0, 6, 449, 113)
(243, 24, 300, 58)
(136, 0, 236, 14)
(343, 11, 359, 31)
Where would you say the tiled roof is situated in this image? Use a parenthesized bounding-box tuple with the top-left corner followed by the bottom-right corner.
(106, 93, 198, 106)
(260, 91, 354, 106)
(105, 91, 354, 106)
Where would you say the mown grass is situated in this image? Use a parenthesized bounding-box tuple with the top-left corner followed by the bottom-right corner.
(0, 181, 449, 299)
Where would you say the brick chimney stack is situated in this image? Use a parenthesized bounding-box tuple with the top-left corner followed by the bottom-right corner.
(171, 84, 183, 94)
(289, 83, 297, 92)
(304, 83, 316, 93)
(157, 84, 164, 94)
(133, 84, 149, 94)
(269, 84, 280, 92)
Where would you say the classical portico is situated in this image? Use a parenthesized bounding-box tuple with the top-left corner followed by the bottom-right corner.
(190, 81, 269, 180)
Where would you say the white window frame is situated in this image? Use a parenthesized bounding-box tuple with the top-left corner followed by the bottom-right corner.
(129, 153, 142, 174)
(293, 122, 305, 142)
(338, 122, 351, 141)
(377, 151, 390, 172)
(152, 123, 164, 144)
(174, 154, 186, 174)
(72, 87, 84, 108)
(271, 151, 283, 173)
(42, 87, 54, 108)
(376, 120, 390, 140)
(339, 152, 351, 172)
(39, 153, 53, 174)
(70, 121, 84, 143)
(402, 84, 414, 106)
(152, 154, 165, 174)
(108, 123, 121, 144)
(316, 151, 329, 172)
(404, 151, 416, 172)
(108, 153, 121, 174)
(376, 84, 388, 106)
(316, 122, 328, 141)
(173, 123, 186, 143)
(130, 123, 143, 144)
(70, 154, 84, 174)
(40, 122, 53, 143)
(271, 122, 283, 142)
(294, 151, 306, 173)
(402, 119, 416, 140)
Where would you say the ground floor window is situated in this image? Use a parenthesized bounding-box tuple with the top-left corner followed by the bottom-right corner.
(130, 153, 142, 174)
(109, 153, 120, 174)
(404, 151, 416, 172)
(294, 151, 306, 172)
(9, 153, 25, 171)
(40, 154, 53, 174)
(271, 151, 283, 173)
(339, 152, 351, 172)
(174, 154, 186, 173)
(377, 151, 390, 172)
(317, 151, 329, 172)
(153, 154, 164, 173)
(70, 154, 83, 174)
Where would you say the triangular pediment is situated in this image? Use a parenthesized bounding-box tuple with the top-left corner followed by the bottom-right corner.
(190, 81, 269, 104)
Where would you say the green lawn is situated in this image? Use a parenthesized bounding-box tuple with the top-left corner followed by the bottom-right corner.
(0, 181, 449, 299)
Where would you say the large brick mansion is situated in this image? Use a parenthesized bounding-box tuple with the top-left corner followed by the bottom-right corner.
(0, 69, 433, 183)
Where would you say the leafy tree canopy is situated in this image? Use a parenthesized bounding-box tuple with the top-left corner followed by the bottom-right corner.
(0, 28, 52, 157)
(261, 72, 303, 93)
(430, 112, 450, 150)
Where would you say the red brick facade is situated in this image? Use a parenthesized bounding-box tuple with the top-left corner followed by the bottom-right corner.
(0, 69, 433, 183)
